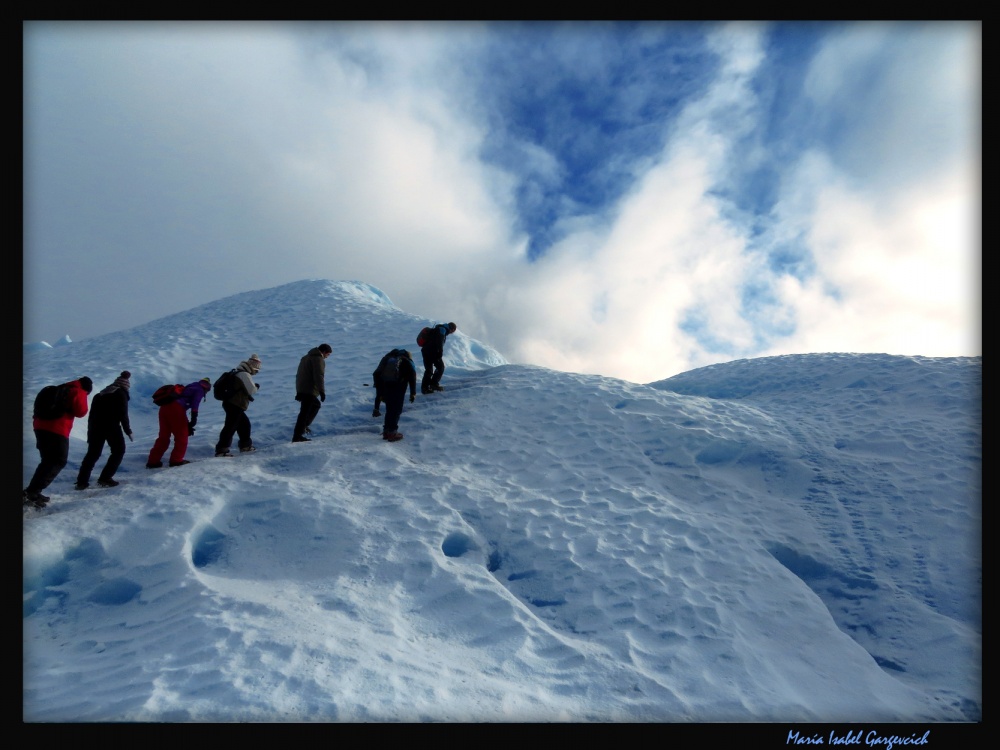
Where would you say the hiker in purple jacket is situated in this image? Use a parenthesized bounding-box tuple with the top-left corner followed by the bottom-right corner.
(147, 378, 211, 468)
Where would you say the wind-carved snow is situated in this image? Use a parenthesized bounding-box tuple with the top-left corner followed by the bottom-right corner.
(23, 281, 980, 722)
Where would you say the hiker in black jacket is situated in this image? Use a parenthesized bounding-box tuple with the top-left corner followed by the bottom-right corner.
(374, 350, 417, 442)
(76, 371, 133, 490)
(420, 322, 457, 394)
(292, 344, 331, 442)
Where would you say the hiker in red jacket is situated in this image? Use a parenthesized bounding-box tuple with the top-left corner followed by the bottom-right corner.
(23, 376, 93, 508)
(146, 378, 211, 468)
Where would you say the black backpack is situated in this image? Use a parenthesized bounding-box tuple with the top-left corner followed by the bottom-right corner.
(377, 350, 408, 383)
(213, 370, 239, 401)
(33, 383, 70, 420)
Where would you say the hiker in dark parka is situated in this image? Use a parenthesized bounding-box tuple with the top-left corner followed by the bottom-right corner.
(76, 371, 134, 490)
(374, 349, 416, 442)
(215, 354, 262, 457)
(24, 376, 92, 507)
(371, 348, 409, 417)
(420, 322, 457, 394)
(292, 343, 331, 442)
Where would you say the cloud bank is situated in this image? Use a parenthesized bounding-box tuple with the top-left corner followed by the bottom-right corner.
(23, 21, 980, 381)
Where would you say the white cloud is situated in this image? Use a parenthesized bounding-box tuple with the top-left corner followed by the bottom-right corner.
(24, 22, 979, 382)
(764, 159, 980, 358)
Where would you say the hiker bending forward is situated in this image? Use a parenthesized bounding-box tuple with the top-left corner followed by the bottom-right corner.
(77, 371, 133, 488)
(215, 354, 262, 457)
(147, 378, 210, 468)
(378, 350, 417, 442)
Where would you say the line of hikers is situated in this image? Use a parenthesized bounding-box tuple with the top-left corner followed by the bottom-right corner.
(23, 322, 457, 509)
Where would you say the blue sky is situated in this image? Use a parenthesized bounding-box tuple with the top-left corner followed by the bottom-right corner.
(23, 21, 980, 382)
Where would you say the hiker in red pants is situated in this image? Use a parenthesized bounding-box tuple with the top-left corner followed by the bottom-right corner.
(147, 378, 211, 468)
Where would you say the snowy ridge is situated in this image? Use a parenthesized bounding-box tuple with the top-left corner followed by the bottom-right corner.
(22, 280, 981, 722)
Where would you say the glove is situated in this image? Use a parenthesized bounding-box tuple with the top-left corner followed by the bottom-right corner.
(188, 423, 196, 436)
(320, 393, 326, 402)
(255, 383, 261, 391)
(126, 432, 133, 442)
(189, 413, 198, 429)
(410, 394, 415, 403)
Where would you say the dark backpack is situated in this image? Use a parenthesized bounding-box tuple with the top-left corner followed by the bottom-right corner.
(416, 327, 432, 348)
(152, 384, 183, 406)
(378, 350, 406, 383)
(33, 383, 71, 420)
(213, 370, 239, 401)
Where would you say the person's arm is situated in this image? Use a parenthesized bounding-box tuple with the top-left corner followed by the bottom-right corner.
(70, 385, 89, 418)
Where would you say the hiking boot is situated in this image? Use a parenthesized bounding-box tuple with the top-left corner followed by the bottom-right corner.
(383, 432, 404, 442)
(215, 451, 234, 457)
(75, 482, 90, 491)
(430, 384, 444, 392)
(97, 478, 119, 488)
(146, 462, 163, 469)
(239, 446, 257, 453)
(23, 491, 49, 508)
(169, 460, 191, 467)
(292, 437, 311, 443)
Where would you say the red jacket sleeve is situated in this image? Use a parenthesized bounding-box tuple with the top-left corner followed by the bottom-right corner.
(69, 382, 89, 418)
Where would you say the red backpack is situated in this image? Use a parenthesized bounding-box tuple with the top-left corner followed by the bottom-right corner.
(152, 384, 183, 406)
(416, 327, 432, 347)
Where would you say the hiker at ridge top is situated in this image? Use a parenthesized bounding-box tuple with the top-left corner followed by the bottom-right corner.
(420, 322, 457, 395)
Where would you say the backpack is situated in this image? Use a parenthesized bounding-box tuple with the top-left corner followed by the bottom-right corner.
(152, 384, 183, 406)
(33, 383, 71, 420)
(416, 327, 432, 348)
(213, 370, 239, 402)
(378, 350, 405, 383)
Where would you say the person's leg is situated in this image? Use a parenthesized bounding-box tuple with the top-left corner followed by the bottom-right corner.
(147, 407, 173, 464)
(421, 349, 434, 393)
(430, 357, 446, 388)
(77, 434, 104, 486)
(99, 428, 126, 482)
(26, 430, 69, 495)
(166, 403, 190, 464)
(293, 396, 320, 440)
(236, 411, 253, 451)
(216, 402, 240, 454)
(383, 383, 405, 437)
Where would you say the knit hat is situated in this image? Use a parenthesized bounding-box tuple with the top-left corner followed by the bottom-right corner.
(199, 377, 212, 389)
(247, 354, 262, 372)
(318, 343, 332, 354)
(120, 371, 131, 380)
(79, 376, 93, 393)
